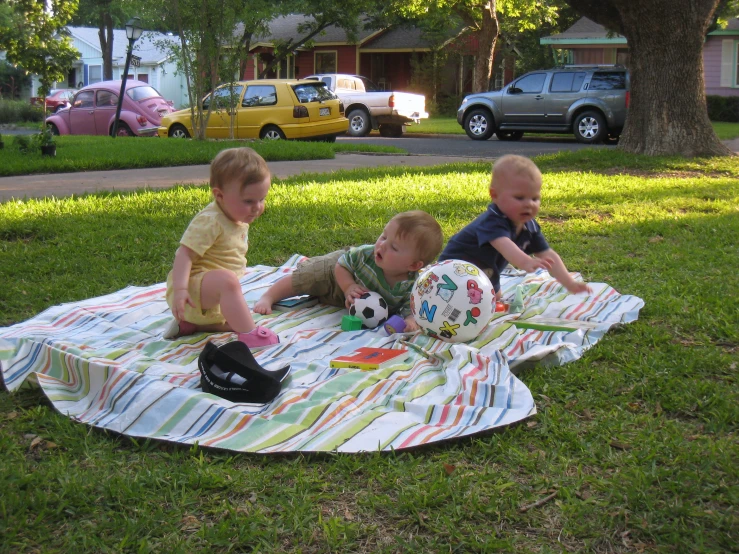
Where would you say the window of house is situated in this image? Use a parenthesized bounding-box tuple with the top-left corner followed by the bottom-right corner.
(550, 72, 587, 93)
(510, 73, 546, 93)
(88, 65, 102, 84)
(315, 52, 336, 74)
(242, 85, 277, 107)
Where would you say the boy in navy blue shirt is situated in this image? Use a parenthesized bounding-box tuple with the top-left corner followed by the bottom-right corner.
(440, 154, 591, 299)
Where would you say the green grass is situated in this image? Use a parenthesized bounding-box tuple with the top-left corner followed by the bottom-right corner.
(411, 117, 739, 141)
(0, 150, 737, 552)
(0, 135, 404, 177)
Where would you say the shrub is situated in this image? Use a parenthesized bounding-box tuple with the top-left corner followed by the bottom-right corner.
(706, 95, 739, 122)
(0, 100, 45, 124)
(12, 134, 30, 153)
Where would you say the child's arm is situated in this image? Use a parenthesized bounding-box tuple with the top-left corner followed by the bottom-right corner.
(171, 245, 198, 320)
(533, 249, 592, 294)
(490, 237, 553, 273)
(334, 263, 368, 309)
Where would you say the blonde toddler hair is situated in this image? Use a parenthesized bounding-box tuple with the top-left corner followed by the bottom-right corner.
(210, 147, 271, 191)
(490, 154, 542, 191)
(390, 210, 444, 266)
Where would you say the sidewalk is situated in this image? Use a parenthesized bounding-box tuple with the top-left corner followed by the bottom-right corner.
(0, 153, 491, 202)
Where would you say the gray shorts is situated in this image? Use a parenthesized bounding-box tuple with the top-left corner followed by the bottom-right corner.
(291, 249, 349, 307)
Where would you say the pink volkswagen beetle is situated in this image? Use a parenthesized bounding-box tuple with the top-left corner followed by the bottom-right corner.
(45, 80, 175, 137)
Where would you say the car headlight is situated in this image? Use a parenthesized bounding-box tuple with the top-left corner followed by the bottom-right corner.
(461, 98, 468, 105)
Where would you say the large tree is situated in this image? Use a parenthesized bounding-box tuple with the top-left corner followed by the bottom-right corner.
(0, 0, 79, 100)
(564, 0, 732, 157)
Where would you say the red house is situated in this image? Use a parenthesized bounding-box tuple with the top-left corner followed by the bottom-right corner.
(242, 15, 517, 103)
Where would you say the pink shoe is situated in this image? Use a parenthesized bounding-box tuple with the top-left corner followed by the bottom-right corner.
(163, 319, 198, 339)
(237, 326, 280, 348)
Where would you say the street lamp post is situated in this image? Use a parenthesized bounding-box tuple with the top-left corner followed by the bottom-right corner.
(112, 17, 143, 138)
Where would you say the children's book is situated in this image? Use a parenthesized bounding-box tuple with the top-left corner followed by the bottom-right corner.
(513, 317, 604, 332)
(330, 347, 410, 370)
(272, 295, 319, 312)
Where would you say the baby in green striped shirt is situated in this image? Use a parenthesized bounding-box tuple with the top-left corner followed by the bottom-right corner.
(254, 211, 444, 332)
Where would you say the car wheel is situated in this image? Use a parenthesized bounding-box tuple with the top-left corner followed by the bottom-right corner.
(47, 123, 60, 136)
(169, 124, 190, 139)
(573, 111, 606, 144)
(346, 109, 370, 137)
(603, 133, 620, 145)
(464, 108, 495, 140)
(378, 124, 403, 138)
(260, 125, 286, 140)
(495, 130, 524, 141)
(112, 122, 133, 137)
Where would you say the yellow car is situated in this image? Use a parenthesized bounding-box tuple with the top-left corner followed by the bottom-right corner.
(157, 79, 348, 141)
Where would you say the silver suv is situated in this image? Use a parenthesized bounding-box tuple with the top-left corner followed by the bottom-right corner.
(457, 65, 629, 144)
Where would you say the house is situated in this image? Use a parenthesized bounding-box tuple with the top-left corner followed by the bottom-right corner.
(540, 16, 739, 97)
(29, 27, 189, 108)
(242, 15, 516, 101)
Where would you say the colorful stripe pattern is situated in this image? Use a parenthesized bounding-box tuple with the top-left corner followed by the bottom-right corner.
(0, 256, 643, 453)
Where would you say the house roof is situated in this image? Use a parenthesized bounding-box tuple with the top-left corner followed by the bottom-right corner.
(243, 14, 378, 47)
(540, 17, 627, 45)
(708, 17, 739, 35)
(362, 26, 437, 50)
(66, 26, 180, 65)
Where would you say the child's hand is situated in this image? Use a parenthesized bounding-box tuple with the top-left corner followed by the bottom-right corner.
(565, 281, 593, 295)
(172, 288, 194, 321)
(519, 256, 552, 274)
(404, 316, 420, 333)
(344, 284, 369, 309)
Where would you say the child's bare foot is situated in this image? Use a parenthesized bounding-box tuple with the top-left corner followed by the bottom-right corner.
(163, 319, 198, 339)
(253, 296, 274, 315)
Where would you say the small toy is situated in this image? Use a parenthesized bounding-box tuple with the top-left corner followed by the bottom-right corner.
(341, 315, 363, 331)
(495, 301, 508, 313)
(349, 291, 389, 329)
(410, 259, 494, 343)
(383, 315, 407, 334)
(509, 285, 525, 313)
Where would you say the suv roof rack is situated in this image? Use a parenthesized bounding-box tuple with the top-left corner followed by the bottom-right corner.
(554, 64, 625, 69)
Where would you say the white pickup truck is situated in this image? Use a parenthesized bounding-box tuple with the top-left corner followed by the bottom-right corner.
(304, 74, 428, 137)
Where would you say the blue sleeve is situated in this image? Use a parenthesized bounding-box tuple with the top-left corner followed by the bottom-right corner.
(475, 211, 512, 246)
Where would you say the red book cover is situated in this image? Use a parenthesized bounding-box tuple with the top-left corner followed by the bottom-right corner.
(330, 347, 410, 370)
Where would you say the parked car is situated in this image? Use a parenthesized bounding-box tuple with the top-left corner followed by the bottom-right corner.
(305, 73, 428, 137)
(457, 65, 630, 144)
(45, 80, 175, 137)
(158, 79, 348, 141)
(30, 89, 78, 112)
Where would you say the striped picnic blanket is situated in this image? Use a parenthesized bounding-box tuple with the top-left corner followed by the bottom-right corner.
(0, 255, 643, 453)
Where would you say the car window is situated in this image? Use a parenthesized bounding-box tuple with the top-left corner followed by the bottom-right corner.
(550, 72, 587, 93)
(96, 90, 118, 107)
(588, 72, 627, 90)
(292, 83, 336, 103)
(358, 76, 378, 92)
(126, 86, 162, 101)
(511, 73, 546, 93)
(320, 77, 331, 86)
(242, 85, 277, 107)
(73, 90, 94, 108)
(203, 86, 244, 110)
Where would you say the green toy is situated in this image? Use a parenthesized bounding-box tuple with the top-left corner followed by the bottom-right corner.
(509, 285, 525, 313)
(341, 315, 363, 331)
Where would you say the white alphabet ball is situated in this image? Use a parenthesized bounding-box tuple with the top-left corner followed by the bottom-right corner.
(411, 260, 494, 343)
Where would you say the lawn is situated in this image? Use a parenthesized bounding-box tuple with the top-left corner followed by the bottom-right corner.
(0, 135, 404, 177)
(0, 150, 737, 552)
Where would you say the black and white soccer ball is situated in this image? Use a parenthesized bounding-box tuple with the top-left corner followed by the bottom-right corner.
(349, 291, 389, 329)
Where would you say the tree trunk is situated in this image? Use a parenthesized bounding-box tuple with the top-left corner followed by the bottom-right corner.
(566, 0, 731, 157)
(472, 1, 498, 93)
(99, 11, 114, 81)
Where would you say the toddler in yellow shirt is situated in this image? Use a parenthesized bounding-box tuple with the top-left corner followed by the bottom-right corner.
(163, 147, 279, 348)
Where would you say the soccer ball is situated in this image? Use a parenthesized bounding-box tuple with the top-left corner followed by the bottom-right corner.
(410, 259, 494, 343)
(349, 291, 389, 329)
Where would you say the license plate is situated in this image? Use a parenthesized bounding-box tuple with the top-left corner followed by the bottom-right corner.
(319, 107, 330, 116)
